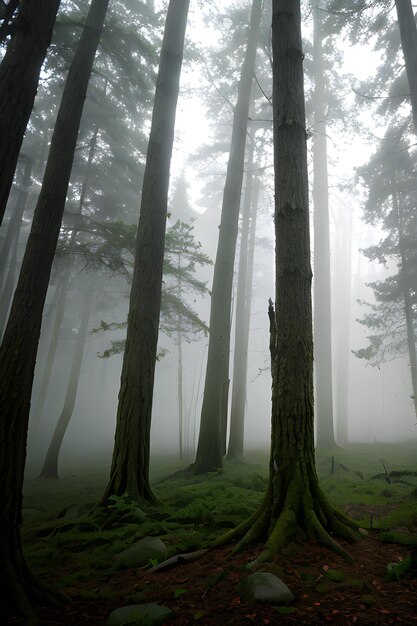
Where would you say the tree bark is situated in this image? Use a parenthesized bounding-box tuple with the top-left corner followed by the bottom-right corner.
(102, 0, 190, 505)
(312, 4, 336, 450)
(0, 0, 60, 225)
(395, 0, 417, 134)
(190, 0, 262, 474)
(0, 0, 109, 618)
(39, 284, 94, 479)
(215, 0, 359, 564)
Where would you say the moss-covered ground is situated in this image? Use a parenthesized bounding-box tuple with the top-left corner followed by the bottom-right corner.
(13, 441, 417, 624)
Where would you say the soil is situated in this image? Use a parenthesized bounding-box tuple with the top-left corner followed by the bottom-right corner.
(7, 532, 417, 625)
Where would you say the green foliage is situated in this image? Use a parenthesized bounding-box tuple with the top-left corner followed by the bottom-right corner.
(86, 219, 212, 357)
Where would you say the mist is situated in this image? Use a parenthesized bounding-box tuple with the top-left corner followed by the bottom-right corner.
(1, 1, 417, 623)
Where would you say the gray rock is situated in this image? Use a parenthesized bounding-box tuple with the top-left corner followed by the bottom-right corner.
(236, 572, 294, 604)
(115, 537, 168, 568)
(105, 603, 174, 626)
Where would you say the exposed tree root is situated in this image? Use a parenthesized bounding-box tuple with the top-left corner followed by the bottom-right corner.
(209, 467, 361, 566)
(5, 554, 69, 624)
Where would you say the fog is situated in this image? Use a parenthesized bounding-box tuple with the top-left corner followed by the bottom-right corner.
(1, 0, 417, 484)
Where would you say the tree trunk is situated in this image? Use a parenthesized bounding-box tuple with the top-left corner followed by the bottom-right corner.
(39, 284, 94, 479)
(227, 140, 255, 462)
(312, 4, 336, 450)
(0, 0, 60, 225)
(0, 0, 109, 618)
(178, 329, 184, 460)
(0, 226, 19, 337)
(0, 155, 32, 291)
(216, 0, 359, 564)
(102, 0, 190, 505)
(334, 206, 352, 446)
(392, 187, 417, 416)
(190, 0, 262, 474)
(395, 0, 417, 134)
(30, 269, 71, 429)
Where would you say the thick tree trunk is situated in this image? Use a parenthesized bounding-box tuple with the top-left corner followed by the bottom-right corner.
(0, 0, 60, 225)
(102, 0, 190, 505)
(215, 0, 359, 564)
(40, 284, 94, 479)
(312, 4, 336, 450)
(227, 141, 255, 462)
(395, 0, 417, 134)
(190, 0, 262, 474)
(0, 0, 109, 618)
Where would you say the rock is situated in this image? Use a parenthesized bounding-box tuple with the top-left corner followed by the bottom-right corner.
(236, 572, 294, 604)
(115, 537, 168, 568)
(105, 603, 174, 625)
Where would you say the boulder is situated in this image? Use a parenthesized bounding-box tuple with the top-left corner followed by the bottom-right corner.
(236, 572, 294, 604)
(105, 603, 174, 625)
(115, 537, 168, 568)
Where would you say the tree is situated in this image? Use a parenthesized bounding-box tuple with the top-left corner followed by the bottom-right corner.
(0, 0, 60, 225)
(101, 0, 190, 506)
(394, 0, 417, 134)
(354, 136, 417, 417)
(190, 0, 263, 474)
(39, 280, 95, 479)
(312, 3, 336, 449)
(227, 139, 261, 462)
(217, 0, 359, 564)
(0, 0, 109, 618)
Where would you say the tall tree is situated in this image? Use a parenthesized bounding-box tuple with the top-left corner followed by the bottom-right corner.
(39, 281, 95, 479)
(394, 0, 417, 134)
(227, 139, 258, 462)
(312, 4, 336, 449)
(0, 0, 109, 618)
(190, 0, 263, 474)
(354, 137, 417, 417)
(0, 0, 60, 225)
(101, 0, 190, 505)
(217, 0, 359, 563)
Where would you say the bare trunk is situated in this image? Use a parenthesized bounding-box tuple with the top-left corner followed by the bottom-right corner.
(191, 0, 262, 474)
(39, 285, 94, 479)
(0, 0, 109, 617)
(0, 0, 60, 225)
(102, 0, 190, 505)
(227, 141, 255, 462)
(178, 329, 184, 460)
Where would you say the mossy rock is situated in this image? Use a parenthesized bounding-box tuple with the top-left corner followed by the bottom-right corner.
(105, 603, 174, 625)
(115, 537, 168, 568)
(236, 572, 294, 604)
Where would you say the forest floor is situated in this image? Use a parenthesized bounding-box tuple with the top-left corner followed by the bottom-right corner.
(9, 442, 417, 625)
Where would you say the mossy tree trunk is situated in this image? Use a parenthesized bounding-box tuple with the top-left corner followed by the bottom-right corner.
(101, 0, 190, 505)
(190, 0, 262, 474)
(0, 0, 109, 619)
(216, 0, 359, 564)
(0, 0, 60, 226)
